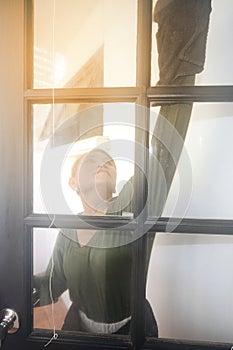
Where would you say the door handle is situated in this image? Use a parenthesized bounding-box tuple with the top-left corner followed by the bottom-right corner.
(0, 308, 19, 342)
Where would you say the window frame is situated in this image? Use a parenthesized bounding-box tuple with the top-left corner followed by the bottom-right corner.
(24, 0, 233, 349)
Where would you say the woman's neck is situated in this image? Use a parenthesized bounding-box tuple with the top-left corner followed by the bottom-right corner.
(81, 200, 109, 216)
(82, 208, 107, 216)
(80, 192, 113, 215)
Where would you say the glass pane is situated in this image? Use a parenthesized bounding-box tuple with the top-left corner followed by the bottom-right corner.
(149, 102, 233, 220)
(151, 0, 233, 86)
(33, 102, 135, 215)
(33, 0, 137, 88)
(33, 227, 133, 335)
(146, 232, 233, 343)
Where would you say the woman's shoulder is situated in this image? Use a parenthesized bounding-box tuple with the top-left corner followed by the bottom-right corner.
(58, 228, 78, 243)
(107, 176, 134, 216)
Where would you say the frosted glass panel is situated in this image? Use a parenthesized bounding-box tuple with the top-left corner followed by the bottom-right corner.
(33, 0, 137, 88)
(33, 102, 135, 214)
(149, 103, 233, 220)
(147, 232, 233, 343)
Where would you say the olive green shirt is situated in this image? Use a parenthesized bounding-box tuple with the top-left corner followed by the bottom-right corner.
(35, 177, 154, 324)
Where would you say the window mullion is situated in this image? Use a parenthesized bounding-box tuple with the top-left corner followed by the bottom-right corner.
(24, 86, 143, 102)
(131, 0, 152, 348)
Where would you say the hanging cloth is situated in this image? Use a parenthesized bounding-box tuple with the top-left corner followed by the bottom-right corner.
(154, 0, 212, 85)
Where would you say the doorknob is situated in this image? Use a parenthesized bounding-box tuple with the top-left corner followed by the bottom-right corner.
(0, 308, 19, 342)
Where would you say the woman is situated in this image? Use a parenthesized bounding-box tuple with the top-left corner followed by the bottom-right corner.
(34, 148, 158, 336)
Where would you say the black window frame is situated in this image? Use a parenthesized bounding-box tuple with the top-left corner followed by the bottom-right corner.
(24, 1, 233, 349)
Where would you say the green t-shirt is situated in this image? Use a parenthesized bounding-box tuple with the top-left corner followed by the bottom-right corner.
(35, 177, 153, 324)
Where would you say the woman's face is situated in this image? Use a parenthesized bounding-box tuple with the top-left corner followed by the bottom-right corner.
(75, 150, 117, 200)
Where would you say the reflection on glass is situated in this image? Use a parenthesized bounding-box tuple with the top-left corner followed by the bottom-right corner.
(33, 227, 134, 334)
(147, 232, 233, 342)
(149, 102, 233, 220)
(33, 103, 135, 214)
(151, 0, 233, 86)
(33, 101, 161, 335)
(33, 0, 137, 88)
